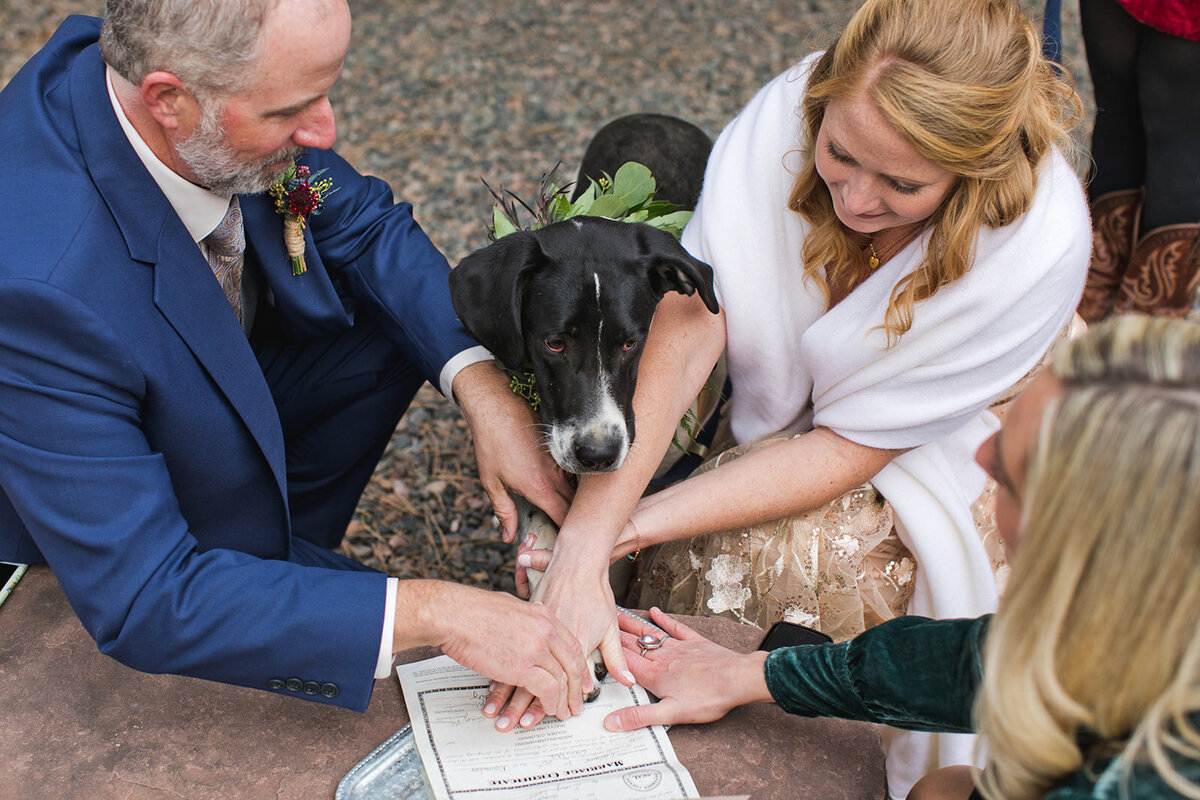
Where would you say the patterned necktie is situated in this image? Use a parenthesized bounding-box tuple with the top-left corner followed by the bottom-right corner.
(203, 196, 246, 324)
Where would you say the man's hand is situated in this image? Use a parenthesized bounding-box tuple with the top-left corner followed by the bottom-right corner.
(602, 607, 772, 731)
(395, 580, 589, 720)
(483, 553, 633, 730)
(452, 361, 573, 543)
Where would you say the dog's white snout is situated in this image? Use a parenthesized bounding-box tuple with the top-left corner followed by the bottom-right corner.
(549, 418, 629, 474)
(547, 374, 631, 473)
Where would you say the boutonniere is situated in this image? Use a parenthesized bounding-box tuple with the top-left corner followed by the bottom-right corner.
(269, 162, 337, 275)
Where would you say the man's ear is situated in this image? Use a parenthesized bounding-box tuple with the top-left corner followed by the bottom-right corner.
(139, 71, 199, 132)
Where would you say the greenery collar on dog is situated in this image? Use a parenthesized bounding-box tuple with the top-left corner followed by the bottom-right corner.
(482, 162, 692, 411)
(485, 161, 692, 243)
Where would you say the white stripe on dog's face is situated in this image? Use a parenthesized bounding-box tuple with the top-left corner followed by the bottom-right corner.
(545, 271, 630, 472)
(595, 272, 604, 372)
(595, 272, 603, 357)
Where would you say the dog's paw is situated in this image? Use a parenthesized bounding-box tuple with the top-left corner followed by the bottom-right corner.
(584, 653, 608, 702)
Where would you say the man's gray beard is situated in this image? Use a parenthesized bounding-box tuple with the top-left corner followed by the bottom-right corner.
(175, 100, 306, 196)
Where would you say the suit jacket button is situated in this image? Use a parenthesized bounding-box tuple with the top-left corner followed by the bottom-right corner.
(302, 681, 320, 695)
(267, 679, 285, 690)
(321, 683, 339, 699)
(285, 677, 303, 692)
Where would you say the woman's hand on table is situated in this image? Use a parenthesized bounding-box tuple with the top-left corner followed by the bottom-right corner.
(603, 607, 772, 731)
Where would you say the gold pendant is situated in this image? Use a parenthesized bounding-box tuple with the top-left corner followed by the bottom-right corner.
(868, 254, 879, 270)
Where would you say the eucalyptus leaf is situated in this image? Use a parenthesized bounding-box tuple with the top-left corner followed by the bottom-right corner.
(646, 210, 693, 238)
(611, 162, 656, 208)
(653, 210, 693, 227)
(565, 182, 598, 218)
(588, 193, 630, 219)
(492, 207, 519, 239)
(639, 200, 681, 217)
(549, 194, 574, 221)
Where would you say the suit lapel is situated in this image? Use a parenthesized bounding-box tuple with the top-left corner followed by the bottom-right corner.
(240, 194, 352, 339)
(69, 46, 289, 502)
(151, 223, 289, 495)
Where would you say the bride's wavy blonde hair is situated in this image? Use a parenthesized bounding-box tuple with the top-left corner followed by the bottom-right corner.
(788, 0, 1081, 341)
(975, 315, 1200, 799)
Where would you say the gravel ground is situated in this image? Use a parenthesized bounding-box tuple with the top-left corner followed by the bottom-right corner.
(3, 0, 1093, 594)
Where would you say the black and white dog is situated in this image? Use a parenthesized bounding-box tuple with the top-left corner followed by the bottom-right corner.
(448, 114, 717, 699)
(449, 216, 719, 474)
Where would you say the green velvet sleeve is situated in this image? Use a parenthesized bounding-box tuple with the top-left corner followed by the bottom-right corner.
(763, 615, 990, 734)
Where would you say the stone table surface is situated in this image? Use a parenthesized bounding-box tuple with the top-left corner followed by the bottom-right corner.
(1, 566, 886, 798)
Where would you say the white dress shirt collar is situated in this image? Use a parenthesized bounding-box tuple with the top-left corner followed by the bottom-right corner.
(106, 66, 233, 244)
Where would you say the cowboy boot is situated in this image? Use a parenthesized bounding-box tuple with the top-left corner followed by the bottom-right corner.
(1115, 221, 1200, 318)
(1077, 188, 1142, 323)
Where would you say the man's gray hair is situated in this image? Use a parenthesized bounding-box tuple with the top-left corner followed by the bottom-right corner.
(100, 0, 280, 95)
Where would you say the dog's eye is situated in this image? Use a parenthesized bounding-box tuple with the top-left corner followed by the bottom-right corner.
(544, 338, 565, 353)
(622, 338, 639, 352)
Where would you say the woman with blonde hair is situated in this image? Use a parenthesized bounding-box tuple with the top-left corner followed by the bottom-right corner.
(498, 0, 1090, 793)
(614, 0, 1088, 638)
(601, 314, 1200, 800)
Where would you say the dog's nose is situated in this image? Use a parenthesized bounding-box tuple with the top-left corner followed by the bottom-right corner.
(574, 440, 620, 472)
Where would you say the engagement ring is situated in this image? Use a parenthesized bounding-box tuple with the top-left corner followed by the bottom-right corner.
(637, 633, 669, 656)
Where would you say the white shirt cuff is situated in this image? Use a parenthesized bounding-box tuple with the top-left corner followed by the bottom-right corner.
(438, 345, 494, 401)
(375, 577, 399, 679)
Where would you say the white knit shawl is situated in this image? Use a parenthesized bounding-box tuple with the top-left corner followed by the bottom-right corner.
(680, 54, 1091, 796)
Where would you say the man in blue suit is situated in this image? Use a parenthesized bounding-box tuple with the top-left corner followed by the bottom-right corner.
(0, 0, 593, 717)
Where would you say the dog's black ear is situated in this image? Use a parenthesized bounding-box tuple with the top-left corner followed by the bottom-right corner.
(449, 232, 548, 370)
(634, 230, 719, 314)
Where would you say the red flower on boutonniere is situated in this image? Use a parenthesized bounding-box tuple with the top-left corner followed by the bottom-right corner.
(268, 162, 337, 275)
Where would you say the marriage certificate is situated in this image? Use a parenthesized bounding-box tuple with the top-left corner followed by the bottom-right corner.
(396, 655, 699, 800)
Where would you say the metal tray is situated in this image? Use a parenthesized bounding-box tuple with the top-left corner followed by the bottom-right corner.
(336, 724, 435, 800)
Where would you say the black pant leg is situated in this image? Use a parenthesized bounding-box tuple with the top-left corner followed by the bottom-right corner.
(1137, 27, 1200, 229)
(253, 307, 425, 549)
(1081, 0, 1145, 199)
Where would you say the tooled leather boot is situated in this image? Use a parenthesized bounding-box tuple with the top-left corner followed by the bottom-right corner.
(1115, 221, 1200, 318)
(1077, 188, 1142, 323)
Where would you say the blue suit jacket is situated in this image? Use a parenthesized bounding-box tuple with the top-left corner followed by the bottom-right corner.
(0, 17, 478, 710)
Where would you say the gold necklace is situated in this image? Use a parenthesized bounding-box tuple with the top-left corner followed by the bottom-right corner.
(867, 242, 881, 270)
